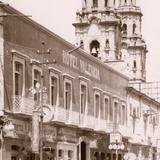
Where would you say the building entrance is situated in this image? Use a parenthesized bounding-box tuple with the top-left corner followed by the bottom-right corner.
(81, 141, 86, 160)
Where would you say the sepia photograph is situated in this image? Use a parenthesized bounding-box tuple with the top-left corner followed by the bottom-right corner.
(0, 0, 159, 160)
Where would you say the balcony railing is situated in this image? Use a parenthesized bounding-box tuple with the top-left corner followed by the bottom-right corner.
(51, 106, 131, 137)
(13, 95, 34, 116)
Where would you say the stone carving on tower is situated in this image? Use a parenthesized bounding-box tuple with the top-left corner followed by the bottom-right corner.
(73, 0, 147, 82)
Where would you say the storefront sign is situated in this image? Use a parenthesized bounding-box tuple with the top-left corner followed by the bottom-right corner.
(110, 132, 122, 143)
(62, 51, 100, 80)
(32, 110, 39, 153)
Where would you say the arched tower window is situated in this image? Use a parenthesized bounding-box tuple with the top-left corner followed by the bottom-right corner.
(106, 39, 109, 48)
(133, 60, 137, 68)
(133, 24, 136, 34)
(125, 0, 127, 4)
(90, 40, 100, 57)
(104, 0, 108, 7)
(93, 0, 98, 7)
(80, 40, 84, 49)
(122, 24, 127, 34)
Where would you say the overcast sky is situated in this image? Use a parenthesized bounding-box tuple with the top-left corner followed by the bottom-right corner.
(1, 0, 160, 82)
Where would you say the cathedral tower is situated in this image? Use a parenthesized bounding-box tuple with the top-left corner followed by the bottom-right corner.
(73, 0, 121, 61)
(73, 0, 147, 82)
(117, 0, 147, 82)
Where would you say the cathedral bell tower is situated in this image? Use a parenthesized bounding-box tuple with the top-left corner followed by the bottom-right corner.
(117, 0, 147, 82)
(73, 0, 122, 62)
(73, 0, 147, 83)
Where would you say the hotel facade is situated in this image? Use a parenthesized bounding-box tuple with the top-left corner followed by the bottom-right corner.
(0, 1, 159, 160)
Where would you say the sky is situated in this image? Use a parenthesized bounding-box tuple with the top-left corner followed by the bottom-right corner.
(1, 0, 160, 82)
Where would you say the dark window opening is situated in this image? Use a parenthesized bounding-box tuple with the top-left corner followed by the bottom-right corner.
(94, 152, 99, 160)
(51, 76, 57, 106)
(15, 62, 23, 96)
(80, 85, 87, 114)
(65, 82, 71, 110)
(105, 0, 108, 7)
(80, 40, 84, 49)
(101, 153, 105, 160)
(95, 94, 100, 118)
(104, 98, 109, 120)
(93, 0, 98, 7)
(90, 40, 100, 57)
(122, 24, 127, 34)
(133, 24, 136, 34)
(106, 39, 109, 48)
(114, 102, 118, 123)
(133, 60, 137, 68)
(81, 142, 86, 160)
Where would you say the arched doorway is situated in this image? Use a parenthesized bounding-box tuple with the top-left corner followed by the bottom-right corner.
(81, 141, 86, 160)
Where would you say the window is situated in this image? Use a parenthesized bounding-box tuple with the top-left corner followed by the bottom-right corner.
(33, 68, 41, 101)
(133, 24, 136, 34)
(104, 0, 108, 7)
(50, 76, 58, 106)
(14, 62, 23, 96)
(122, 24, 127, 34)
(58, 149, 64, 160)
(68, 150, 73, 160)
(122, 105, 126, 125)
(64, 80, 72, 110)
(90, 40, 100, 57)
(100, 97, 105, 119)
(80, 84, 87, 114)
(125, 0, 127, 4)
(93, 0, 98, 7)
(94, 92, 100, 118)
(104, 97, 109, 120)
(133, 60, 137, 68)
(80, 40, 84, 49)
(109, 100, 113, 121)
(113, 102, 118, 123)
(106, 39, 109, 48)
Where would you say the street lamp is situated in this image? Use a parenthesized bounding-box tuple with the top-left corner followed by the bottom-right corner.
(108, 140, 125, 160)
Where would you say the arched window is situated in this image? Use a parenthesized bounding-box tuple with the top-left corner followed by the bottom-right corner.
(122, 23, 127, 34)
(106, 39, 109, 48)
(125, 0, 127, 4)
(80, 40, 84, 49)
(90, 40, 100, 57)
(105, 0, 108, 7)
(93, 0, 98, 7)
(133, 24, 136, 34)
(133, 60, 137, 68)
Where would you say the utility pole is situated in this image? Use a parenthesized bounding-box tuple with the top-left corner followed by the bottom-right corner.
(33, 42, 82, 160)
(36, 41, 53, 160)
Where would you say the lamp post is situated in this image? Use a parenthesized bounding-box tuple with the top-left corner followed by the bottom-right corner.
(108, 140, 125, 160)
(31, 42, 82, 160)
(31, 41, 54, 160)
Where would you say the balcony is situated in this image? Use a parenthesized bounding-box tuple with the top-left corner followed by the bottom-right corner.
(12, 95, 34, 116)
(51, 106, 130, 136)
